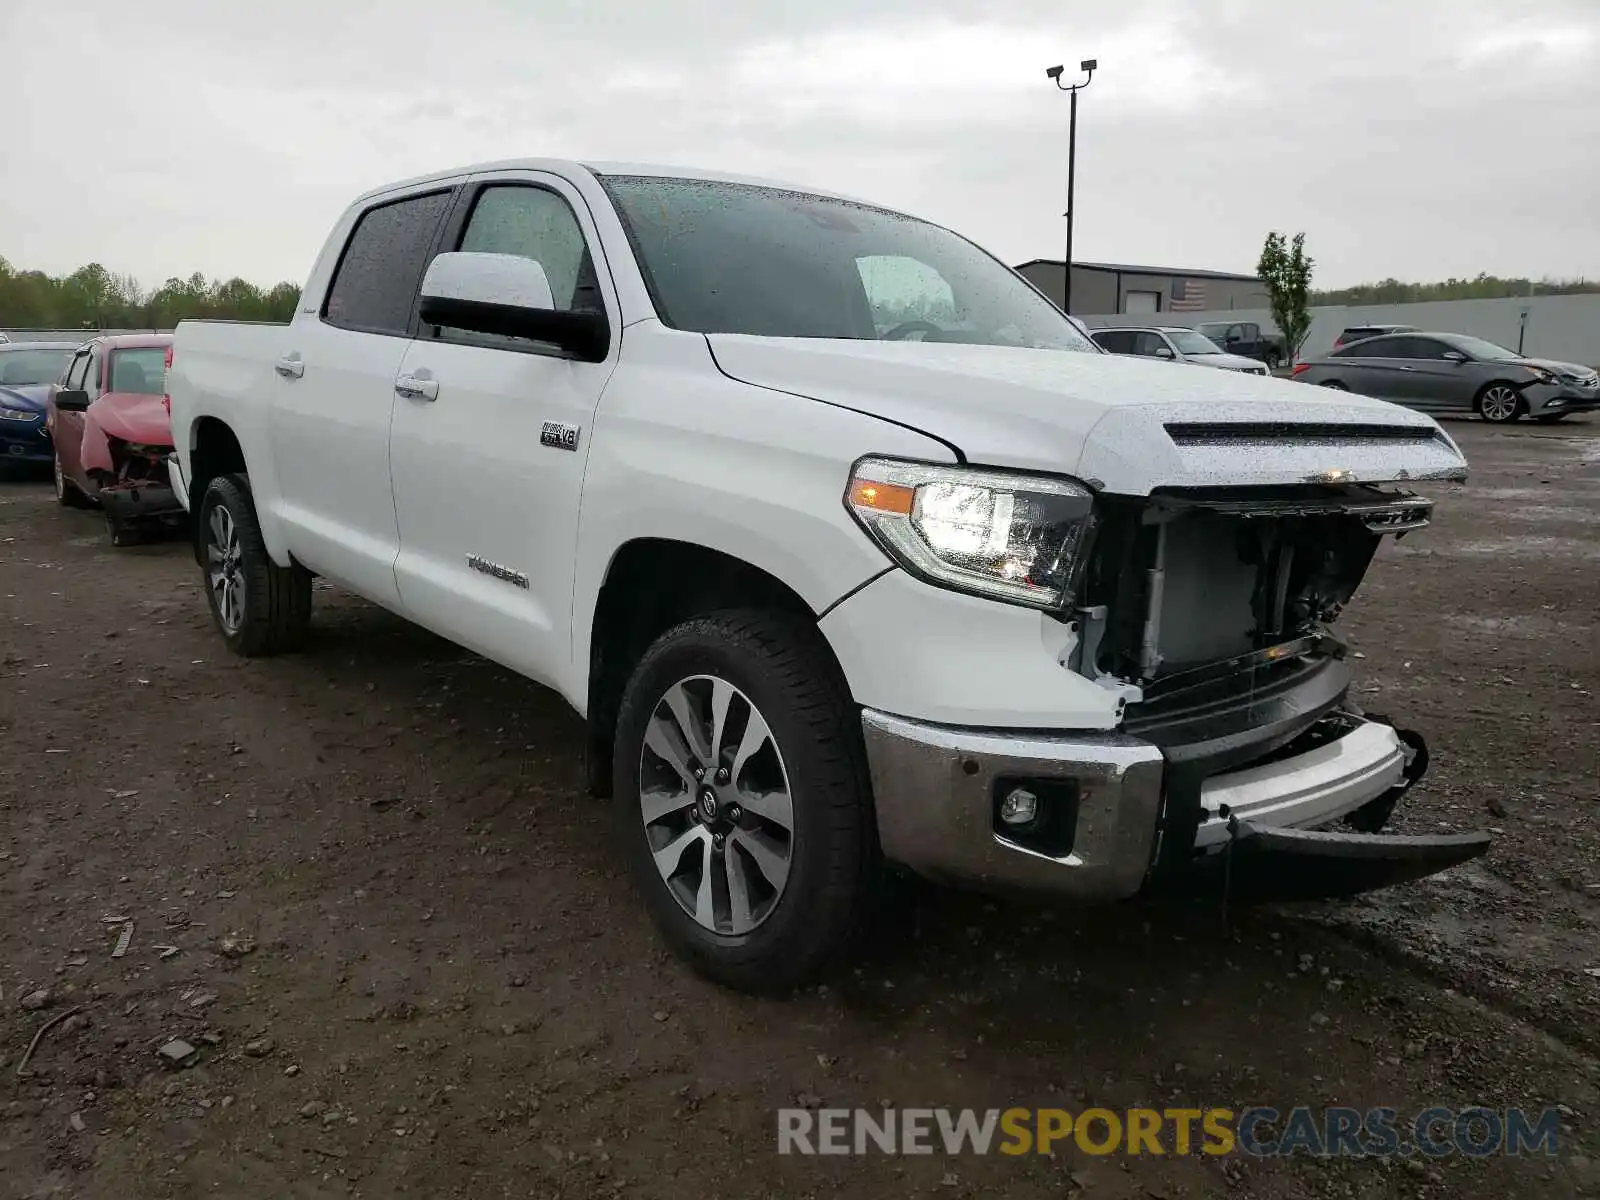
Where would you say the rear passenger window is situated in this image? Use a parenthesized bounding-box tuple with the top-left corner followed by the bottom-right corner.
(322, 190, 454, 335)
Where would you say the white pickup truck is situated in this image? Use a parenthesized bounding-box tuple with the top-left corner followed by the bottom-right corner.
(167, 159, 1488, 990)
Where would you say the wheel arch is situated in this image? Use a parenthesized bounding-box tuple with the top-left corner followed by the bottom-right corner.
(583, 537, 849, 799)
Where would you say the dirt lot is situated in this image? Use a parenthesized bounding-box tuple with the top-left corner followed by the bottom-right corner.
(2, 419, 1597, 1199)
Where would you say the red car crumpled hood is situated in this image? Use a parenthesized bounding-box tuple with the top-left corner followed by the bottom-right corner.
(79, 391, 173, 474)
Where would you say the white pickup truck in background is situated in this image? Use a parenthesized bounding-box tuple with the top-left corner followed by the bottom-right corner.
(166, 159, 1489, 990)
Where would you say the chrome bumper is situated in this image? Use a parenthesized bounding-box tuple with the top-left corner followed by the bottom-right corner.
(861, 709, 1426, 900)
(861, 710, 1164, 900)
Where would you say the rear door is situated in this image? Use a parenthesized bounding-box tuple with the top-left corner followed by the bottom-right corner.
(266, 188, 455, 605)
(1393, 337, 1473, 413)
(387, 172, 620, 687)
(1330, 335, 1410, 400)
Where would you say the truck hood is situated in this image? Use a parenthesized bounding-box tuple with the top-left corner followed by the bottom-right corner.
(707, 335, 1468, 494)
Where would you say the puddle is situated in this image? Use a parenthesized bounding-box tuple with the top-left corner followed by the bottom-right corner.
(1444, 536, 1600, 559)
(1492, 504, 1600, 524)
(1445, 613, 1589, 639)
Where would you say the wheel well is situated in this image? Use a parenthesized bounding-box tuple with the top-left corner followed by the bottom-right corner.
(585, 539, 826, 798)
(188, 417, 247, 562)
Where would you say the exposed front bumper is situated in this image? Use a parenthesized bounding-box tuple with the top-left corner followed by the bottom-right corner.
(861, 707, 1486, 902)
(99, 478, 185, 523)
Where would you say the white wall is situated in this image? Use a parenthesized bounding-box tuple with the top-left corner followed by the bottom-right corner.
(1081, 293, 1600, 366)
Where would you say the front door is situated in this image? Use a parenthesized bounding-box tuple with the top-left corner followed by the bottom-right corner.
(388, 173, 620, 690)
(266, 188, 455, 606)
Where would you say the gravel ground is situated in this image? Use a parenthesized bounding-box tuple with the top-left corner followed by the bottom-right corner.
(1, 418, 1596, 1199)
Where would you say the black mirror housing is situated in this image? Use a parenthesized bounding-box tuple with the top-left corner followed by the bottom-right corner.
(420, 296, 610, 363)
(54, 388, 90, 412)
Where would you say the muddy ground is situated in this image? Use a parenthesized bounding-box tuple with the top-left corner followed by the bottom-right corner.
(1, 418, 1597, 1199)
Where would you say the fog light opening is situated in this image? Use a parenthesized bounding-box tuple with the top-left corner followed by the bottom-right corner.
(991, 778, 1080, 858)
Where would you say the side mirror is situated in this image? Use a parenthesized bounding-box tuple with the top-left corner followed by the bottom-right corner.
(1442, 350, 1468, 364)
(1154, 346, 1176, 360)
(418, 252, 609, 362)
(54, 388, 90, 412)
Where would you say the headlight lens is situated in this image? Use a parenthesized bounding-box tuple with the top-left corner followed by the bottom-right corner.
(845, 457, 1095, 609)
(0, 408, 40, 422)
(1525, 366, 1557, 384)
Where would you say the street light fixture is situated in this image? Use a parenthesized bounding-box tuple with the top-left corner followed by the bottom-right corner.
(1045, 58, 1097, 314)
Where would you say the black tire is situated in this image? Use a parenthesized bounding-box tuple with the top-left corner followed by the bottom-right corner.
(1265, 351, 1282, 371)
(1475, 382, 1523, 424)
(53, 451, 91, 508)
(612, 609, 874, 992)
(1319, 380, 1349, 390)
(196, 473, 312, 656)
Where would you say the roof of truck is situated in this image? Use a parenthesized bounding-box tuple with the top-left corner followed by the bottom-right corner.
(354, 159, 867, 207)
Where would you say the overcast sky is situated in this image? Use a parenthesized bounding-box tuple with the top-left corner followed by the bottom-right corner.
(6, 0, 1597, 291)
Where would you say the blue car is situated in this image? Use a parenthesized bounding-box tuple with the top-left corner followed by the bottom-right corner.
(0, 341, 81, 470)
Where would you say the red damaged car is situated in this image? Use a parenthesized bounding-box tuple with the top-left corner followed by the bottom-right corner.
(49, 334, 186, 545)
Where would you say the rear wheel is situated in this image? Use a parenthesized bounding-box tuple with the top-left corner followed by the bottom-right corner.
(613, 609, 874, 992)
(1319, 380, 1349, 390)
(197, 474, 312, 656)
(1476, 383, 1523, 423)
(1265, 351, 1282, 370)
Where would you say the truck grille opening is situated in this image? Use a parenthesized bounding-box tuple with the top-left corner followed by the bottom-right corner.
(1075, 484, 1432, 689)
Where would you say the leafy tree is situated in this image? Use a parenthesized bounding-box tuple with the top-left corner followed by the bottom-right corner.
(1258, 232, 1314, 365)
(0, 256, 300, 331)
(1313, 273, 1597, 305)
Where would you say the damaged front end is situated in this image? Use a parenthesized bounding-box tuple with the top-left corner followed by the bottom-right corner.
(1070, 479, 1489, 899)
(93, 437, 185, 540)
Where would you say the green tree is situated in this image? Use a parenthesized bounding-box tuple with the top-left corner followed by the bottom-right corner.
(1258, 232, 1314, 365)
(0, 257, 300, 331)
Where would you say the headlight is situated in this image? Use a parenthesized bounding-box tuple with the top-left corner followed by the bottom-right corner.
(0, 408, 39, 422)
(845, 457, 1095, 609)
(1525, 366, 1557, 385)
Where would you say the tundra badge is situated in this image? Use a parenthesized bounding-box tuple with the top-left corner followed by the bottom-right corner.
(466, 555, 530, 589)
(540, 421, 581, 451)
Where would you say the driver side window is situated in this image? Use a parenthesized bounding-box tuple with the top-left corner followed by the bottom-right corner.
(84, 348, 103, 399)
(64, 350, 90, 389)
(855, 255, 955, 336)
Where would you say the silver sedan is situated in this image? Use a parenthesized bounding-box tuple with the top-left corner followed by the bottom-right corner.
(1292, 331, 1599, 423)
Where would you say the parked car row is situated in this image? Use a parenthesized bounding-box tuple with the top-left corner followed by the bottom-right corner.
(0, 333, 185, 543)
(1085, 318, 1597, 423)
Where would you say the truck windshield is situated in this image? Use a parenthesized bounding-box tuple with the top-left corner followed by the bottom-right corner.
(599, 175, 1098, 353)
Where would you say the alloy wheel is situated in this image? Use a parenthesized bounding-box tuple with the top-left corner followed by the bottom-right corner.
(206, 504, 245, 633)
(637, 674, 795, 936)
(1480, 386, 1520, 423)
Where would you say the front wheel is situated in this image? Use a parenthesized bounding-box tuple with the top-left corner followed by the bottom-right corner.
(1477, 383, 1523, 424)
(613, 610, 874, 992)
(197, 474, 312, 656)
(54, 451, 91, 508)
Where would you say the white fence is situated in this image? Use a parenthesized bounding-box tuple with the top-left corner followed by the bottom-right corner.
(1081, 293, 1600, 367)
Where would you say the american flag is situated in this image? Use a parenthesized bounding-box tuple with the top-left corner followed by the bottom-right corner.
(1170, 279, 1207, 311)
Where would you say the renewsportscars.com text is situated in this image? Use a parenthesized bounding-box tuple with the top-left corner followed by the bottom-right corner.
(776, 1106, 1560, 1158)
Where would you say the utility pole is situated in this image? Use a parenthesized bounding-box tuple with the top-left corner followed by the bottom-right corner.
(1046, 59, 1097, 314)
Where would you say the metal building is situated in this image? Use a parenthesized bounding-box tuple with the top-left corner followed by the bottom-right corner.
(1014, 259, 1269, 318)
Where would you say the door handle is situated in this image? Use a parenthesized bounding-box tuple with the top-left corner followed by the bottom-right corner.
(274, 355, 304, 379)
(394, 375, 439, 401)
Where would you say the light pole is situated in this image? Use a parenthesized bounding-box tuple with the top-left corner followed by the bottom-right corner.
(1045, 59, 1097, 314)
